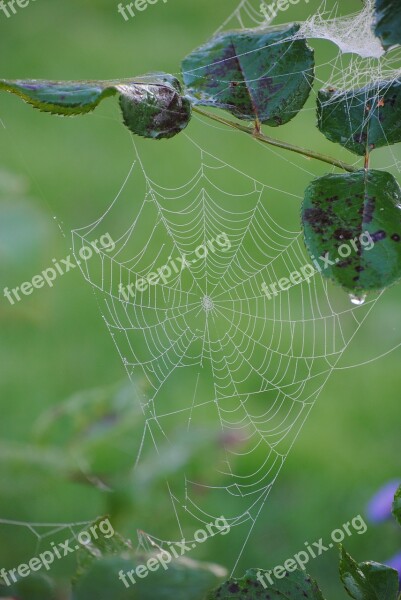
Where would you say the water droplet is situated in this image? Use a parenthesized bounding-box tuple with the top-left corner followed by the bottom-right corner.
(349, 293, 366, 306)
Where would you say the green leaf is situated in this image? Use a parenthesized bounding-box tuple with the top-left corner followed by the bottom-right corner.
(73, 520, 226, 600)
(302, 170, 401, 293)
(34, 379, 161, 481)
(318, 80, 401, 156)
(0, 574, 56, 600)
(73, 555, 227, 600)
(340, 547, 399, 600)
(374, 0, 401, 51)
(73, 517, 131, 585)
(33, 379, 223, 531)
(0, 73, 191, 139)
(118, 75, 192, 139)
(392, 484, 401, 527)
(34, 380, 145, 457)
(0, 79, 116, 115)
(0, 440, 75, 480)
(182, 24, 314, 126)
(207, 568, 325, 599)
(35, 380, 219, 482)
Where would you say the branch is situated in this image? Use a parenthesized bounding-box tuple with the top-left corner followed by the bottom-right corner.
(193, 106, 358, 174)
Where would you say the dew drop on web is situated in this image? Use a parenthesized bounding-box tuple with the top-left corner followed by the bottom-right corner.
(349, 293, 367, 306)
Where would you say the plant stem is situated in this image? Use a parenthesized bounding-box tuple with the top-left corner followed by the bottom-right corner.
(193, 106, 358, 174)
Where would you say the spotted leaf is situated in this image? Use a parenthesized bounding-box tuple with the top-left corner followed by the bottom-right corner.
(318, 80, 401, 156)
(0, 73, 191, 139)
(302, 170, 401, 293)
(207, 568, 325, 599)
(182, 24, 314, 126)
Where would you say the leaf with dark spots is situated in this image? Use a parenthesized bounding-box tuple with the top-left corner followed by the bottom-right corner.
(340, 547, 399, 600)
(182, 24, 314, 127)
(118, 76, 192, 139)
(0, 73, 191, 139)
(318, 80, 401, 155)
(392, 484, 401, 527)
(0, 78, 116, 115)
(207, 568, 326, 599)
(374, 0, 401, 51)
(302, 170, 401, 293)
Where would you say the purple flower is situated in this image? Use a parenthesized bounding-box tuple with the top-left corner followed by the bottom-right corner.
(366, 480, 401, 523)
(386, 552, 401, 585)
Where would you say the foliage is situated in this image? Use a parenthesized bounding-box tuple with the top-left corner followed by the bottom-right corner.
(393, 486, 401, 527)
(1, 2, 401, 598)
(207, 568, 325, 599)
(302, 171, 401, 293)
(0, 518, 227, 600)
(0, 574, 56, 600)
(0, 378, 228, 599)
(339, 548, 399, 600)
(317, 82, 401, 156)
(0, 75, 191, 139)
(34, 379, 223, 520)
(71, 523, 226, 600)
(2, 4, 401, 297)
(208, 485, 401, 600)
(374, 0, 401, 50)
(182, 24, 314, 126)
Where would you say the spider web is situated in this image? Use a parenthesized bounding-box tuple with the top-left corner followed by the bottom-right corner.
(3, 0, 401, 578)
(0, 517, 93, 580)
(224, 0, 384, 58)
(70, 0, 401, 569)
(222, 0, 401, 88)
(222, 0, 401, 188)
(57, 0, 401, 571)
(0, 518, 92, 549)
(71, 140, 380, 570)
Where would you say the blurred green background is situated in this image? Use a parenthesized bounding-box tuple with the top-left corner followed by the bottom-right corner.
(0, 0, 400, 597)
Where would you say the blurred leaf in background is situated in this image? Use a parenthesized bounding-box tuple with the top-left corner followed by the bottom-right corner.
(0, 169, 53, 321)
